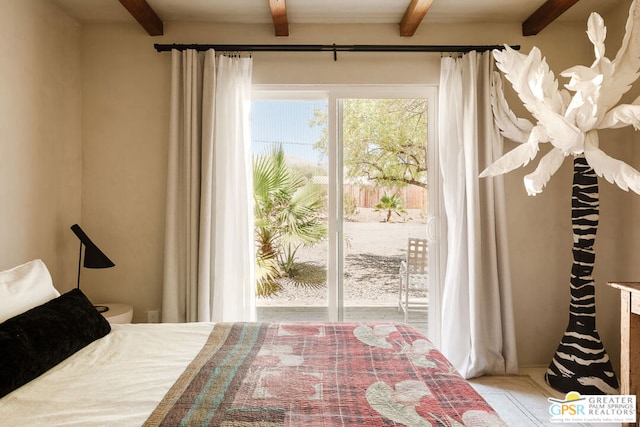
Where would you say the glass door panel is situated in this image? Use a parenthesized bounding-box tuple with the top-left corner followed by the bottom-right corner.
(340, 98, 429, 332)
(253, 99, 329, 322)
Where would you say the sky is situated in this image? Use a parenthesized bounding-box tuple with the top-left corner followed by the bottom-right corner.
(251, 99, 328, 164)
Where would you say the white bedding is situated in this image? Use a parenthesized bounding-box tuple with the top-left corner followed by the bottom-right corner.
(0, 323, 215, 426)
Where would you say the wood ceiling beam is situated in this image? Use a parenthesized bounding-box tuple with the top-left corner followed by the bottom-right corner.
(399, 0, 434, 37)
(118, 0, 164, 36)
(522, 0, 580, 36)
(269, 0, 289, 37)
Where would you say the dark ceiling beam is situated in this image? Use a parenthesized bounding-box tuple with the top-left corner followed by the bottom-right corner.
(522, 0, 580, 36)
(399, 0, 434, 37)
(118, 0, 164, 36)
(269, 0, 289, 37)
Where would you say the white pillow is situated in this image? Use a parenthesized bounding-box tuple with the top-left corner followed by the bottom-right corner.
(0, 259, 60, 324)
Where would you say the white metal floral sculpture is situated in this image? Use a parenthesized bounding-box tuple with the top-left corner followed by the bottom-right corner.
(481, 0, 640, 395)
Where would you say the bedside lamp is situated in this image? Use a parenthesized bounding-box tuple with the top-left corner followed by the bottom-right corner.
(70, 224, 115, 312)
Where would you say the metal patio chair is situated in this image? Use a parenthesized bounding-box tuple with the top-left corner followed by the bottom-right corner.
(398, 237, 428, 322)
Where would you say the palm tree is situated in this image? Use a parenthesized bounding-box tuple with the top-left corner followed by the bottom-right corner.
(253, 146, 327, 297)
(375, 193, 407, 222)
(482, 1, 640, 394)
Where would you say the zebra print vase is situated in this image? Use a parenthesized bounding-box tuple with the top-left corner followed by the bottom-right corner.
(545, 155, 619, 395)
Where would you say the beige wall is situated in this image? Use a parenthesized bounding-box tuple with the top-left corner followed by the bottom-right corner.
(0, 0, 81, 287)
(78, 15, 625, 370)
(3, 0, 638, 370)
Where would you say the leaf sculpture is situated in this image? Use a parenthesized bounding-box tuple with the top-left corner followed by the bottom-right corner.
(483, 1, 640, 196)
(481, 0, 640, 394)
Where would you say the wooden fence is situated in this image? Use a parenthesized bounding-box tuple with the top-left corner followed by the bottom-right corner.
(343, 184, 426, 210)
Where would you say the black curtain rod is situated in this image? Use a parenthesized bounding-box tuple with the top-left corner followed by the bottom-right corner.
(154, 43, 518, 55)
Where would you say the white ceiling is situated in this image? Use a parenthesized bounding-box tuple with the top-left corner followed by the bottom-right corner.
(52, 0, 626, 27)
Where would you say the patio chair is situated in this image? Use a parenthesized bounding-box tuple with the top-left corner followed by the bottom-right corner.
(398, 237, 428, 322)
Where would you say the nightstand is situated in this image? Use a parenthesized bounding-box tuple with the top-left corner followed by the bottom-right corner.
(97, 303, 133, 324)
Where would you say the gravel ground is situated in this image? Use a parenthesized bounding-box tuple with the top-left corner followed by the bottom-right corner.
(257, 211, 428, 307)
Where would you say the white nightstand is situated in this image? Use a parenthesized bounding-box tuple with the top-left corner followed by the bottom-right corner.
(97, 303, 133, 324)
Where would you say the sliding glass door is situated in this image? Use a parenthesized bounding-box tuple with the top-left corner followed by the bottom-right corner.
(253, 86, 438, 336)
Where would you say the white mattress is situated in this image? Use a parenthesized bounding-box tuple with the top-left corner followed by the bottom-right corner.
(0, 323, 215, 426)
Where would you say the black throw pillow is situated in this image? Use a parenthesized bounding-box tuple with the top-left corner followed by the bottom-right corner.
(0, 288, 111, 398)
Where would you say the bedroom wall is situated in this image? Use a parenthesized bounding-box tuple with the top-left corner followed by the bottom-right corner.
(75, 1, 637, 369)
(606, 2, 640, 283)
(0, 0, 81, 288)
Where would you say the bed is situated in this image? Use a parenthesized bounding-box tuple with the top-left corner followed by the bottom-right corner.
(0, 260, 505, 426)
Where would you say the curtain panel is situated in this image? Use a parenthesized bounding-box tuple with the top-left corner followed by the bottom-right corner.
(438, 51, 518, 378)
(162, 50, 255, 323)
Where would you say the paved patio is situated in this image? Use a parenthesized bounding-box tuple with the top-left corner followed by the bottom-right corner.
(257, 215, 430, 335)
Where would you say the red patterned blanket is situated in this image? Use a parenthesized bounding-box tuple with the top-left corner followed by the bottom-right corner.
(145, 322, 504, 426)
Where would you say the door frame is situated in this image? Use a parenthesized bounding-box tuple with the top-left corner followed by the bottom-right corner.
(252, 85, 440, 337)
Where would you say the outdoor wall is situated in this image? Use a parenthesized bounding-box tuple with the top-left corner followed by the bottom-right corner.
(0, 0, 82, 288)
(77, 1, 638, 370)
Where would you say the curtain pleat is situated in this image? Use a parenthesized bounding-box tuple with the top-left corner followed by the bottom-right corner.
(209, 55, 256, 322)
(195, 50, 216, 322)
(162, 50, 203, 323)
(438, 51, 518, 378)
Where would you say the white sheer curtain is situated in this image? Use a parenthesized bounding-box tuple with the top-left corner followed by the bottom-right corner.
(162, 49, 255, 323)
(438, 51, 518, 378)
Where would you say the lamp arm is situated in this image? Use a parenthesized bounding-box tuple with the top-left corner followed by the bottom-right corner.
(76, 240, 83, 289)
